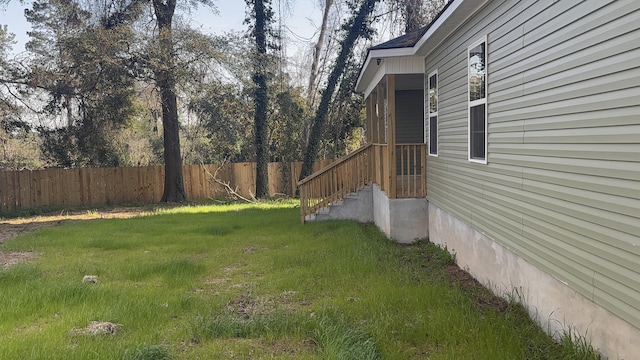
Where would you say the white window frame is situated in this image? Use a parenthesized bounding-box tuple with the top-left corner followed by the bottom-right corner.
(467, 36, 488, 164)
(424, 58, 429, 145)
(427, 70, 438, 157)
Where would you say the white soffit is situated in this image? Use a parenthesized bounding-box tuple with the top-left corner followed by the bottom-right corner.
(356, 0, 487, 96)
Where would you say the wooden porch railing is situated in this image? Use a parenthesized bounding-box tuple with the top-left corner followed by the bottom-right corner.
(396, 144, 427, 198)
(371, 144, 388, 194)
(298, 143, 426, 223)
(297, 144, 374, 223)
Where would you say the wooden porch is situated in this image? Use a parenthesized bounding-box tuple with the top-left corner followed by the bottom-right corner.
(298, 74, 426, 223)
(298, 143, 426, 223)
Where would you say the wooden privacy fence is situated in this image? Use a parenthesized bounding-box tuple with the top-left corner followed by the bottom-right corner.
(0, 160, 332, 214)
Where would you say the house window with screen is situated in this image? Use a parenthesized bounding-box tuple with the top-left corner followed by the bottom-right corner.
(428, 70, 438, 156)
(468, 37, 487, 163)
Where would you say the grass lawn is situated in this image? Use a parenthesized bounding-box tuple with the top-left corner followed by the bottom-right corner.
(0, 201, 599, 359)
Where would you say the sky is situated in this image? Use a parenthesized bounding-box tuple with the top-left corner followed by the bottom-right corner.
(0, 0, 323, 57)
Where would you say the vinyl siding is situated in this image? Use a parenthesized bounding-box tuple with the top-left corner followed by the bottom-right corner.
(425, 0, 640, 329)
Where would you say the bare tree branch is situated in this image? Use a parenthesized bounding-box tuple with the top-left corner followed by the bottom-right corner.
(200, 159, 258, 203)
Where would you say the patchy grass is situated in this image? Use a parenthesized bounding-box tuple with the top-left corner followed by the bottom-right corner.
(0, 201, 600, 359)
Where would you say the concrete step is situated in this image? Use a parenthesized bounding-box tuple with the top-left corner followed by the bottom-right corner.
(307, 185, 373, 223)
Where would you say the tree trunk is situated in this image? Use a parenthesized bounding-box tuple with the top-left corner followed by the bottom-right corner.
(403, 0, 425, 33)
(254, 71, 269, 199)
(153, 0, 186, 203)
(299, 0, 380, 182)
(306, 0, 334, 109)
(251, 0, 270, 199)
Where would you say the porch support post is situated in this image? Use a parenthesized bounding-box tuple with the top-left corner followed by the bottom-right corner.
(387, 74, 396, 199)
(376, 83, 385, 143)
(371, 89, 379, 143)
(366, 93, 374, 143)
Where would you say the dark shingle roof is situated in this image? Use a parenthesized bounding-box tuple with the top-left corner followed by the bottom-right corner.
(370, 26, 430, 50)
(369, 0, 454, 51)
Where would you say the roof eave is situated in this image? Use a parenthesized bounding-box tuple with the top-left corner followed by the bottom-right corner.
(355, 47, 415, 93)
(355, 0, 488, 96)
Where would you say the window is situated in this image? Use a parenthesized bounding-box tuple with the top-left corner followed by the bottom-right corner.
(468, 37, 487, 163)
(428, 70, 438, 156)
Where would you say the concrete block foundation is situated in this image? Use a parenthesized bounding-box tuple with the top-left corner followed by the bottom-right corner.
(428, 204, 640, 360)
(309, 186, 639, 358)
(372, 184, 428, 243)
(307, 186, 640, 357)
(308, 184, 429, 244)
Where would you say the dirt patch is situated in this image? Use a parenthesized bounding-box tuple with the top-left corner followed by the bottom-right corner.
(269, 338, 317, 357)
(402, 241, 510, 315)
(226, 291, 303, 318)
(0, 206, 156, 245)
(0, 206, 158, 269)
(0, 251, 35, 268)
(0, 222, 59, 245)
(227, 295, 262, 318)
(444, 263, 509, 314)
(206, 338, 316, 358)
